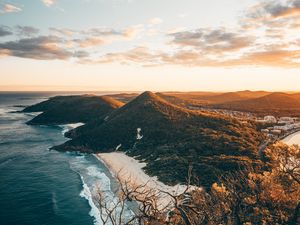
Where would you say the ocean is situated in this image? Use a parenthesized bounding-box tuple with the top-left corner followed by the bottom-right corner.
(0, 92, 126, 225)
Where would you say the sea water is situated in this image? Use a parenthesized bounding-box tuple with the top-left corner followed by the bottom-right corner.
(0, 92, 125, 225)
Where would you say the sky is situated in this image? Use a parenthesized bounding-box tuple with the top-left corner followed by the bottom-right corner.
(1, 0, 300, 92)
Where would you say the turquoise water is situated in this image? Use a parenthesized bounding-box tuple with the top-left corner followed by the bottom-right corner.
(0, 92, 121, 225)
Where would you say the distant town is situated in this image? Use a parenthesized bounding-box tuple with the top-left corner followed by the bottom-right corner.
(193, 106, 300, 140)
(256, 115, 300, 139)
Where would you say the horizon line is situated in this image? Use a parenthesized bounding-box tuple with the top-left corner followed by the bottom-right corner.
(1, 89, 300, 94)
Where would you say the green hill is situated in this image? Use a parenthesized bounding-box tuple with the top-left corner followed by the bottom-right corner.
(24, 95, 124, 125)
(54, 91, 264, 187)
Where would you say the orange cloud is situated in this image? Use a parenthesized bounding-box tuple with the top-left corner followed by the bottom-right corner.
(2, 4, 22, 13)
(42, 0, 56, 7)
(1, 1, 300, 69)
(91, 45, 300, 68)
(76, 38, 106, 48)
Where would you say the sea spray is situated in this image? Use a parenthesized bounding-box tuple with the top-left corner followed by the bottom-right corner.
(60, 122, 134, 224)
(79, 176, 102, 225)
(75, 162, 135, 225)
(59, 123, 84, 135)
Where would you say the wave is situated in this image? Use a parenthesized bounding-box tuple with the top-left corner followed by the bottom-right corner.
(0, 157, 18, 168)
(69, 153, 135, 225)
(79, 176, 102, 225)
(86, 166, 111, 191)
(23, 112, 42, 117)
(59, 123, 84, 135)
(0, 108, 12, 115)
(79, 174, 135, 225)
(61, 130, 134, 224)
(68, 155, 112, 225)
(0, 138, 46, 146)
(51, 191, 58, 214)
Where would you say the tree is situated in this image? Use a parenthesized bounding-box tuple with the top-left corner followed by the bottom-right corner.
(264, 142, 300, 224)
(95, 143, 300, 224)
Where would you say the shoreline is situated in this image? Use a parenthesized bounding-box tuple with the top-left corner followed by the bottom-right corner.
(282, 131, 300, 145)
(94, 152, 188, 198)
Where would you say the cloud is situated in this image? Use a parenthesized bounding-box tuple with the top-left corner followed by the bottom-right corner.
(0, 36, 73, 60)
(49, 27, 75, 36)
(2, 4, 22, 13)
(244, 0, 300, 28)
(148, 17, 163, 25)
(16, 26, 40, 37)
(90, 46, 220, 67)
(53, 11, 299, 68)
(261, 0, 300, 18)
(81, 27, 123, 36)
(2, 0, 300, 69)
(0, 24, 143, 61)
(169, 28, 253, 53)
(76, 37, 106, 48)
(73, 50, 89, 58)
(95, 46, 166, 66)
(0, 26, 12, 37)
(90, 46, 213, 67)
(81, 25, 143, 39)
(123, 25, 144, 38)
(241, 50, 300, 67)
(75, 25, 143, 48)
(42, 0, 56, 7)
(102, 48, 300, 68)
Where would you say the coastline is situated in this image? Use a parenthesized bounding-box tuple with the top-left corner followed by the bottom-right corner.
(282, 131, 300, 145)
(94, 152, 188, 196)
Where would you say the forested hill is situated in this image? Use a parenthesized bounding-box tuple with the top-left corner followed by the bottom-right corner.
(23, 95, 124, 125)
(53, 91, 264, 187)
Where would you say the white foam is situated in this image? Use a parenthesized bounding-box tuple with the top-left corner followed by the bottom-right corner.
(79, 176, 102, 225)
(59, 123, 84, 135)
(115, 144, 122, 151)
(0, 108, 13, 115)
(69, 156, 113, 224)
(79, 173, 134, 225)
(68, 150, 135, 224)
(51, 191, 58, 213)
(95, 152, 192, 207)
(86, 166, 111, 191)
(24, 112, 42, 117)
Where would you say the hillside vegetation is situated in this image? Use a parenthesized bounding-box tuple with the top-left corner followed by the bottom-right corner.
(159, 90, 270, 107)
(54, 91, 264, 187)
(211, 92, 300, 116)
(155, 91, 300, 116)
(23, 95, 124, 125)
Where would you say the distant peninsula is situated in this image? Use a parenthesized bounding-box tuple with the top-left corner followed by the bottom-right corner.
(23, 95, 124, 125)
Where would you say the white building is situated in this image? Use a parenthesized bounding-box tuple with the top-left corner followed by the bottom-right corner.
(256, 115, 277, 124)
(263, 116, 277, 123)
(278, 117, 295, 124)
(261, 129, 269, 133)
(270, 129, 282, 135)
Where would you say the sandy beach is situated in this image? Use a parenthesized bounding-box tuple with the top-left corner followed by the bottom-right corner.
(283, 131, 300, 145)
(95, 152, 187, 195)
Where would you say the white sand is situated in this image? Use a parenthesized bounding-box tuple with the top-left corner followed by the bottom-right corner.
(283, 131, 300, 145)
(95, 152, 187, 195)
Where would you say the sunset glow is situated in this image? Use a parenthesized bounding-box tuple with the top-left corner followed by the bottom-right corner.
(1, 0, 300, 91)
